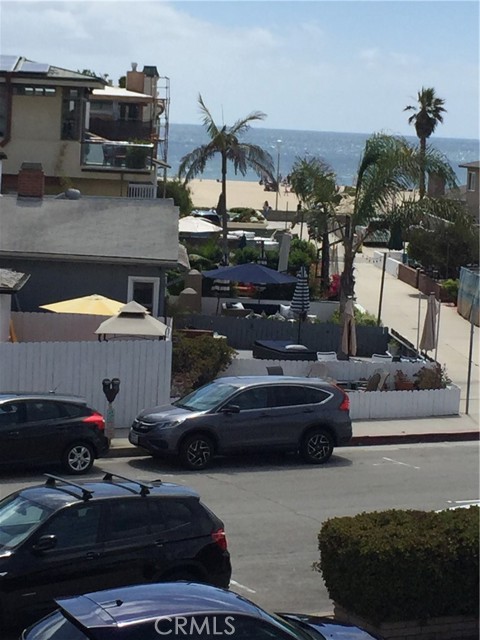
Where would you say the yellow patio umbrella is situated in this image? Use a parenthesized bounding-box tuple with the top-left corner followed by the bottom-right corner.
(40, 294, 125, 316)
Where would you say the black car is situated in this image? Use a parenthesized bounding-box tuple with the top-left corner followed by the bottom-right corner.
(0, 393, 109, 474)
(0, 473, 231, 631)
(22, 582, 381, 639)
(130, 376, 352, 469)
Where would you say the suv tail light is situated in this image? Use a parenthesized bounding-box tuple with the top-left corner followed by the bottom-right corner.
(338, 390, 350, 412)
(83, 412, 105, 431)
(212, 528, 228, 551)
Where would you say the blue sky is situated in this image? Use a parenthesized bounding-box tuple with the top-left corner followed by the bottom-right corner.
(1, 0, 479, 139)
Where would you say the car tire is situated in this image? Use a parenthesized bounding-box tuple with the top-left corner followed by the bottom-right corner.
(300, 428, 334, 464)
(179, 434, 214, 470)
(62, 442, 95, 474)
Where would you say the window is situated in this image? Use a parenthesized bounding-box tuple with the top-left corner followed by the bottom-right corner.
(467, 171, 476, 192)
(0, 401, 26, 427)
(40, 505, 101, 550)
(271, 386, 307, 407)
(61, 403, 88, 418)
(61, 88, 84, 140)
(13, 85, 56, 96)
(127, 276, 159, 314)
(26, 401, 63, 422)
(105, 500, 150, 540)
(150, 499, 199, 539)
(0, 494, 54, 549)
(303, 387, 330, 404)
(233, 387, 270, 411)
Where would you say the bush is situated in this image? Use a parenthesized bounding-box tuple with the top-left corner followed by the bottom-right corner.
(330, 307, 378, 326)
(315, 508, 479, 623)
(171, 332, 236, 396)
(441, 278, 459, 303)
(160, 179, 193, 216)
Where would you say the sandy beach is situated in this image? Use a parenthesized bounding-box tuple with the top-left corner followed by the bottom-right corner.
(188, 179, 300, 211)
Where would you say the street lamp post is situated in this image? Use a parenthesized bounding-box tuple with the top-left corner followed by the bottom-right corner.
(275, 139, 282, 212)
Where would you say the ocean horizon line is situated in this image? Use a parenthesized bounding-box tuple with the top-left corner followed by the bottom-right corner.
(169, 122, 479, 144)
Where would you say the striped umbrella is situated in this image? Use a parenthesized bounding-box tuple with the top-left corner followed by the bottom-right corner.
(291, 265, 310, 318)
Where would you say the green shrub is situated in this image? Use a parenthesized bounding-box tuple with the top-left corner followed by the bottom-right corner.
(315, 508, 479, 623)
(441, 278, 459, 303)
(160, 179, 193, 216)
(330, 307, 378, 326)
(171, 332, 235, 396)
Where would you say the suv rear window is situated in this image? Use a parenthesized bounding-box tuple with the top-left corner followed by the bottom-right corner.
(150, 498, 213, 539)
(24, 611, 87, 640)
(61, 402, 89, 418)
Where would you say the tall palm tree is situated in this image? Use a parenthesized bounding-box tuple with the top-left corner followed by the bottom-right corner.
(339, 133, 456, 307)
(404, 87, 446, 198)
(178, 95, 275, 263)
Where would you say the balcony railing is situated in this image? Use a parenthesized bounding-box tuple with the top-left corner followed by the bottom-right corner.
(81, 140, 155, 171)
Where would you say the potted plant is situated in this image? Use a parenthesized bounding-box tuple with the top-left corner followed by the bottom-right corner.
(394, 370, 415, 391)
(125, 143, 151, 169)
(414, 363, 451, 390)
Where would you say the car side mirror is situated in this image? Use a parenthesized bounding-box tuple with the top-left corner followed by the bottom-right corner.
(32, 534, 57, 553)
(221, 404, 240, 414)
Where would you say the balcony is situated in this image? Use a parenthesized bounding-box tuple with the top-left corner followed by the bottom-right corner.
(81, 140, 155, 172)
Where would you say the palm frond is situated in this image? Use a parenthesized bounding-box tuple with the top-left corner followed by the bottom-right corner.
(197, 94, 220, 140)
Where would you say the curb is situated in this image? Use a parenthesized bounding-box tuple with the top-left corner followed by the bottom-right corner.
(107, 432, 479, 459)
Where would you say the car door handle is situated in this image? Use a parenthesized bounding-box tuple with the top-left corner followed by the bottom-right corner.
(155, 540, 165, 547)
(85, 552, 100, 560)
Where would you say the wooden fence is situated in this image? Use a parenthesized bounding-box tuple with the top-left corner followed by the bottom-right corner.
(0, 340, 172, 428)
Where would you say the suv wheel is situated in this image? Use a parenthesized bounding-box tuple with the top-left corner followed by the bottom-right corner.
(300, 428, 334, 464)
(63, 442, 94, 474)
(179, 434, 214, 470)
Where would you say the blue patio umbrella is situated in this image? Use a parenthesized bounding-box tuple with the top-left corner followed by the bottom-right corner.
(202, 263, 297, 285)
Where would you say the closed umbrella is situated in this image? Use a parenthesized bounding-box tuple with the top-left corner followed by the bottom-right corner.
(419, 293, 439, 352)
(341, 298, 357, 357)
(40, 294, 124, 316)
(291, 266, 310, 317)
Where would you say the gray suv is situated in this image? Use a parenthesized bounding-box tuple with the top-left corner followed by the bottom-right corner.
(129, 376, 352, 469)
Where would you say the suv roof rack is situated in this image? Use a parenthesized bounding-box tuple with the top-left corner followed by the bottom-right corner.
(44, 474, 93, 501)
(102, 471, 155, 496)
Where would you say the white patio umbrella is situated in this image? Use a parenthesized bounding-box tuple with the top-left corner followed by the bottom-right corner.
(419, 293, 440, 352)
(179, 216, 222, 236)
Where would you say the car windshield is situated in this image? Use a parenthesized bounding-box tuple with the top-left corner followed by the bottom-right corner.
(24, 611, 88, 640)
(174, 383, 238, 411)
(0, 494, 54, 549)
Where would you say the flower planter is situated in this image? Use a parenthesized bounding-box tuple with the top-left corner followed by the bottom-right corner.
(394, 381, 415, 391)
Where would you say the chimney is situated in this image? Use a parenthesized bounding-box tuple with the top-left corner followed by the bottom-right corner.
(126, 62, 145, 94)
(17, 162, 45, 198)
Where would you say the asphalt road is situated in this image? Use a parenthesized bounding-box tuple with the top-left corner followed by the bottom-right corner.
(2, 442, 479, 637)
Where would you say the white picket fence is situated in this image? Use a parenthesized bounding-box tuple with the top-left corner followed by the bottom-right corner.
(221, 357, 461, 418)
(0, 340, 172, 428)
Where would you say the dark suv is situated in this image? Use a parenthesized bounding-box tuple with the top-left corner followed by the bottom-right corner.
(0, 473, 231, 630)
(130, 376, 352, 469)
(0, 393, 109, 474)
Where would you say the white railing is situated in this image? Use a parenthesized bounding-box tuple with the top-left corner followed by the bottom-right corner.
(128, 183, 157, 199)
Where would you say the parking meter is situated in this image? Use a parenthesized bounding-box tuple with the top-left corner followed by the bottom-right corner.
(102, 378, 120, 403)
(102, 378, 120, 441)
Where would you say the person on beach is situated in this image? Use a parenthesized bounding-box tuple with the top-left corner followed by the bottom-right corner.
(262, 200, 272, 215)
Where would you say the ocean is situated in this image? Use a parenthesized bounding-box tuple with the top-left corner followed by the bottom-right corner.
(166, 123, 479, 187)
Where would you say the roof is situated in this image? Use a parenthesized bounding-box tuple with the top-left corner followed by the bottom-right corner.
(92, 87, 154, 103)
(0, 195, 180, 266)
(0, 55, 105, 88)
(56, 582, 269, 628)
(17, 479, 200, 510)
(0, 392, 86, 403)
(459, 161, 480, 169)
(0, 267, 30, 293)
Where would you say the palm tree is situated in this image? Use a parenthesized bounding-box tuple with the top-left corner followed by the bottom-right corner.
(290, 156, 343, 295)
(339, 133, 456, 307)
(178, 95, 275, 264)
(404, 87, 446, 198)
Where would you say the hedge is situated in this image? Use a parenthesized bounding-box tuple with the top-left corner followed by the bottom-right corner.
(316, 508, 479, 623)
